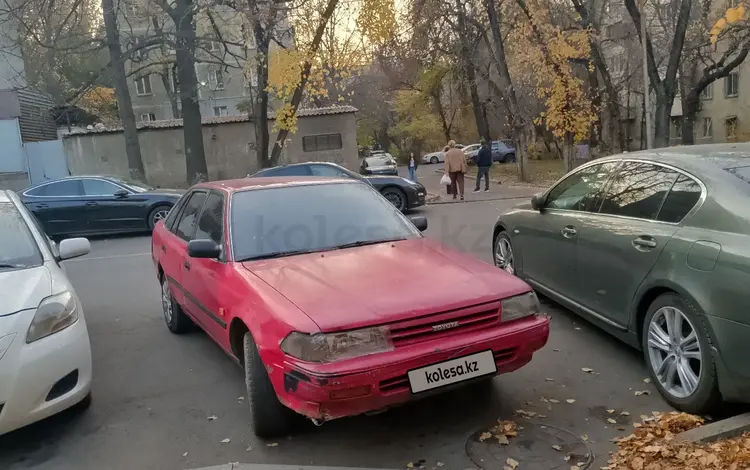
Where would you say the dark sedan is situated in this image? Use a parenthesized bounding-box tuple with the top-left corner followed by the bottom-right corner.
(20, 176, 183, 238)
(360, 155, 398, 176)
(250, 162, 426, 211)
(492, 143, 750, 414)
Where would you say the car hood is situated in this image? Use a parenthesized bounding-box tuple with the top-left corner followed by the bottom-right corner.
(0, 266, 51, 335)
(365, 175, 423, 187)
(243, 238, 531, 332)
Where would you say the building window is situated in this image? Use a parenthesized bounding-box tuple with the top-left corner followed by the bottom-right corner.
(213, 106, 228, 116)
(302, 133, 343, 152)
(700, 83, 713, 100)
(701, 117, 713, 139)
(134, 76, 152, 95)
(726, 116, 738, 140)
(126, 1, 138, 15)
(725, 72, 739, 97)
(209, 70, 224, 90)
(140, 113, 156, 122)
(671, 117, 682, 138)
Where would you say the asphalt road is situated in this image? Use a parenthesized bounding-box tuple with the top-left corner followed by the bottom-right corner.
(0, 194, 669, 470)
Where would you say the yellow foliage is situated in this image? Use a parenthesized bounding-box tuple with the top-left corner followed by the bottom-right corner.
(78, 86, 119, 124)
(710, 4, 747, 44)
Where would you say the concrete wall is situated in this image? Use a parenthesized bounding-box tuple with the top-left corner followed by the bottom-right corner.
(0, 171, 29, 191)
(62, 112, 358, 188)
(0, 118, 25, 173)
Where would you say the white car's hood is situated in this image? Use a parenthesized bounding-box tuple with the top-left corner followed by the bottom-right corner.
(0, 266, 51, 317)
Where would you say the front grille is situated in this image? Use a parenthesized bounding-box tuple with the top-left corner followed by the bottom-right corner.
(389, 301, 501, 347)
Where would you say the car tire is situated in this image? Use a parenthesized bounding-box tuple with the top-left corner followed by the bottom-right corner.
(642, 293, 721, 415)
(243, 332, 299, 438)
(148, 204, 172, 230)
(430, 156, 439, 164)
(381, 187, 407, 212)
(161, 275, 193, 334)
(505, 153, 516, 163)
(493, 231, 516, 275)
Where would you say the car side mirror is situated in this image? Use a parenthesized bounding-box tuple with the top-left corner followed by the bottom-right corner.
(530, 193, 545, 211)
(187, 239, 221, 259)
(410, 216, 428, 232)
(114, 189, 128, 198)
(58, 237, 91, 260)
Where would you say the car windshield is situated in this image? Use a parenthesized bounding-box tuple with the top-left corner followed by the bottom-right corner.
(117, 179, 153, 193)
(365, 156, 392, 166)
(230, 182, 420, 261)
(0, 202, 43, 270)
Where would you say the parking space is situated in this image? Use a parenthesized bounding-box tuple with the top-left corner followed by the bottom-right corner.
(0, 200, 668, 470)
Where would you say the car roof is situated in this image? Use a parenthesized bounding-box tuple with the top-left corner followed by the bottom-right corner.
(195, 177, 358, 193)
(596, 143, 750, 175)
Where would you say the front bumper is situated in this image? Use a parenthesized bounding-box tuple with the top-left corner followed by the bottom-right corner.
(0, 308, 92, 436)
(271, 315, 549, 421)
(408, 186, 427, 208)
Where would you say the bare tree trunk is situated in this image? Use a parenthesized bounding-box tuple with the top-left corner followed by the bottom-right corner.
(456, 0, 490, 144)
(483, 0, 529, 181)
(269, 0, 339, 164)
(246, 0, 272, 168)
(160, 67, 181, 119)
(102, 0, 145, 181)
(431, 89, 452, 141)
(681, 92, 698, 146)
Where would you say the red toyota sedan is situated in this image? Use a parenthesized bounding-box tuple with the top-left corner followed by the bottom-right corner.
(151, 177, 549, 437)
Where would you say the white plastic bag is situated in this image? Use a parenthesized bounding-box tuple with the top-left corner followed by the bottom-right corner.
(440, 173, 451, 185)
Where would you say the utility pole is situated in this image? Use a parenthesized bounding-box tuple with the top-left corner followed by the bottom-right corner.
(641, 0, 652, 149)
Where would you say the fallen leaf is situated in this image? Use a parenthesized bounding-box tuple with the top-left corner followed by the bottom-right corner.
(237, 396, 245, 400)
(564, 455, 571, 461)
(570, 467, 580, 470)
(207, 415, 217, 421)
(182, 452, 188, 457)
(582, 368, 594, 373)
(581, 434, 589, 441)
(566, 399, 576, 404)
(620, 411, 630, 416)
(479, 432, 492, 442)
(220, 438, 231, 443)
(575, 327, 581, 330)
(552, 444, 562, 451)
(436, 463, 444, 468)
(634, 390, 651, 396)
(506, 457, 519, 469)
(496, 434, 510, 445)
(246, 446, 254, 451)
(607, 409, 616, 414)
(407, 463, 414, 469)
(267, 442, 279, 447)
(546, 377, 555, 381)
(549, 399, 561, 404)
(553, 348, 561, 352)
(607, 418, 617, 424)
(643, 378, 651, 383)
(616, 426, 626, 431)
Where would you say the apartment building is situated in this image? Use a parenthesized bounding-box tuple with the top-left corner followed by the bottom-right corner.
(119, 0, 292, 121)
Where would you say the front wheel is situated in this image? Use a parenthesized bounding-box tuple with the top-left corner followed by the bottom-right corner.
(382, 187, 407, 212)
(430, 156, 439, 164)
(243, 333, 300, 438)
(642, 293, 721, 414)
(493, 232, 515, 275)
(161, 276, 193, 334)
(505, 153, 516, 163)
(148, 204, 172, 230)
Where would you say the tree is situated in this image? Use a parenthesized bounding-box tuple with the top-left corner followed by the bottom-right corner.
(78, 86, 119, 124)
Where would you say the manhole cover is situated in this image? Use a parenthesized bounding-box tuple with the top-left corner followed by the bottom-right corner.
(466, 421, 593, 470)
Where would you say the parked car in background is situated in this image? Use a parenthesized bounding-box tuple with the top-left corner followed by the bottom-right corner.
(492, 143, 750, 415)
(370, 150, 397, 165)
(20, 176, 183, 238)
(491, 141, 516, 163)
(463, 144, 482, 164)
(422, 151, 444, 164)
(0, 190, 93, 436)
(152, 177, 549, 437)
(361, 155, 399, 176)
(251, 162, 426, 212)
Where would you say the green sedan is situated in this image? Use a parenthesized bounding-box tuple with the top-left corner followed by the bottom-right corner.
(492, 143, 750, 414)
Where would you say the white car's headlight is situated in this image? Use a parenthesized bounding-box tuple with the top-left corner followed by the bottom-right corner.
(26, 291, 79, 343)
(280, 327, 393, 363)
(501, 292, 541, 322)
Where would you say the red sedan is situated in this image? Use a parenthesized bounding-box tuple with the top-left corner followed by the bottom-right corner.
(151, 177, 549, 437)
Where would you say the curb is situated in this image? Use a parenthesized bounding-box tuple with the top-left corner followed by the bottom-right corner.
(676, 412, 750, 444)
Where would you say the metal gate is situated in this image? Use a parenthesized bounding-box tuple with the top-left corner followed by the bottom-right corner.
(25, 139, 70, 185)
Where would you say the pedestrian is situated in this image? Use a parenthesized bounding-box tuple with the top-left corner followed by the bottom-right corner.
(408, 152, 418, 181)
(443, 140, 468, 200)
(474, 139, 492, 193)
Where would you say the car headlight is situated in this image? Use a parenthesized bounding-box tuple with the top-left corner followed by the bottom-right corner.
(26, 291, 79, 343)
(501, 292, 541, 322)
(280, 327, 393, 363)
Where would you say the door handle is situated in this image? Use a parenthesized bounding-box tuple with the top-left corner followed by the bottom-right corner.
(560, 225, 577, 238)
(85, 201, 98, 207)
(184, 260, 191, 271)
(632, 237, 657, 249)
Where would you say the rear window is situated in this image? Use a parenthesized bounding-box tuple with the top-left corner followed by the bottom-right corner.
(0, 202, 43, 270)
(365, 156, 392, 166)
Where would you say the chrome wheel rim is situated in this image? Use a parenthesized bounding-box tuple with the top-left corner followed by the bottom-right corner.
(385, 191, 405, 211)
(494, 237, 515, 274)
(647, 306, 702, 398)
(152, 209, 169, 225)
(161, 279, 173, 324)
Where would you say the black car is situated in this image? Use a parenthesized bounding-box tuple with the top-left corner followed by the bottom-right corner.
(20, 176, 183, 237)
(360, 155, 399, 176)
(250, 162, 427, 211)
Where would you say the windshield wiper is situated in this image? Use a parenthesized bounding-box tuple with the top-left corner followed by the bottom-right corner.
(333, 237, 407, 250)
(237, 248, 322, 262)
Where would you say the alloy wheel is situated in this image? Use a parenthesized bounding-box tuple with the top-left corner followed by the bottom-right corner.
(647, 306, 702, 399)
(494, 237, 515, 274)
(152, 209, 170, 225)
(384, 191, 405, 211)
(161, 278, 173, 324)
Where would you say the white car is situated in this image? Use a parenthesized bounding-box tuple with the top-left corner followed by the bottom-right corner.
(0, 190, 93, 436)
(422, 151, 445, 164)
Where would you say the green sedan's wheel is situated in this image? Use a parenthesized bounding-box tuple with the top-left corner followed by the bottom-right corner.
(148, 204, 172, 229)
(642, 293, 721, 414)
(382, 187, 407, 212)
(493, 232, 515, 275)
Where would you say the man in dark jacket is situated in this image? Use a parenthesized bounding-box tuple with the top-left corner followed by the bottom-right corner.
(474, 139, 493, 192)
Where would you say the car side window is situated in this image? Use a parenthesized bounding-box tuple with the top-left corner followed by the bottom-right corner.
(268, 166, 313, 176)
(194, 192, 224, 245)
(310, 164, 349, 177)
(82, 179, 124, 196)
(25, 184, 48, 196)
(597, 162, 678, 220)
(545, 162, 619, 211)
(657, 175, 702, 223)
(164, 194, 190, 231)
(43, 180, 84, 197)
(174, 192, 208, 241)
